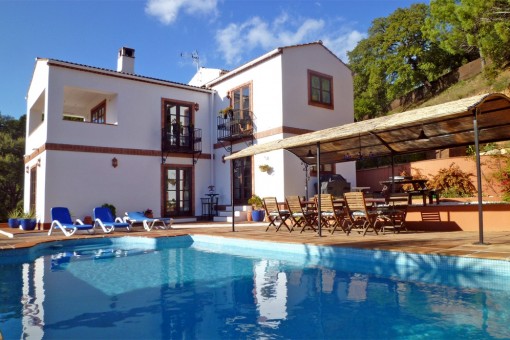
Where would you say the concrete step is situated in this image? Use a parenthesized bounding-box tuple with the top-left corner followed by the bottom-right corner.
(173, 217, 197, 224)
(215, 207, 250, 222)
(213, 215, 247, 222)
(221, 205, 252, 212)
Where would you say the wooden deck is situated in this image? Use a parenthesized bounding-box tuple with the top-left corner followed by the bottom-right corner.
(2, 222, 510, 261)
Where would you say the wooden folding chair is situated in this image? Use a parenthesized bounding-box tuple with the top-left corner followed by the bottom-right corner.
(377, 205, 408, 233)
(286, 195, 317, 233)
(315, 194, 348, 234)
(343, 192, 380, 236)
(263, 197, 291, 232)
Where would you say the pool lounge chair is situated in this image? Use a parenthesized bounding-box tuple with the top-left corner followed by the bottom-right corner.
(93, 207, 131, 233)
(49, 207, 95, 237)
(124, 211, 173, 231)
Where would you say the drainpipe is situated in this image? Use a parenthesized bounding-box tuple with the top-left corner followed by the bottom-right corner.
(316, 142, 322, 237)
(209, 91, 216, 191)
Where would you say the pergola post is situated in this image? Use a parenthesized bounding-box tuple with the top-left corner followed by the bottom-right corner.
(473, 110, 485, 244)
(316, 142, 322, 237)
(231, 158, 235, 232)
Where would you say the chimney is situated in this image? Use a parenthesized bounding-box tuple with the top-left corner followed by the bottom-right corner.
(117, 47, 135, 73)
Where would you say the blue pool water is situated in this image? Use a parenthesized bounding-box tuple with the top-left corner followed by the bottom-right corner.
(1, 235, 510, 339)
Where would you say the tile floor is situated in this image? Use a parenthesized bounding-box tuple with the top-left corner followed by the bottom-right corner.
(2, 222, 510, 261)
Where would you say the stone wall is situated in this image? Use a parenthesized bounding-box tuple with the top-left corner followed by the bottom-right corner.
(390, 58, 483, 111)
(356, 154, 505, 198)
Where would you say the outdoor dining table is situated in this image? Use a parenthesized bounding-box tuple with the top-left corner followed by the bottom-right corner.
(379, 179, 434, 205)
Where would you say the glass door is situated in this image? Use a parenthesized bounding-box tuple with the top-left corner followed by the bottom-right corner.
(29, 167, 37, 212)
(233, 157, 252, 204)
(165, 167, 192, 217)
(164, 102, 192, 150)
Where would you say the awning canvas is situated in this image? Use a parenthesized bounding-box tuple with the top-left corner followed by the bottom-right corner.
(225, 93, 510, 242)
(226, 93, 510, 164)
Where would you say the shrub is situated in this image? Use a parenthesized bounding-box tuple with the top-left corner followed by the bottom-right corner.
(498, 162, 510, 202)
(247, 195, 263, 210)
(101, 203, 116, 217)
(428, 163, 477, 197)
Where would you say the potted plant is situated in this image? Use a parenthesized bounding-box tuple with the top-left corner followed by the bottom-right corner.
(259, 164, 272, 173)
(219, 106, 233, 119)
(7, 208, 22, 228)
(20, 209, 37, 231)
(248, 195, 265, 222)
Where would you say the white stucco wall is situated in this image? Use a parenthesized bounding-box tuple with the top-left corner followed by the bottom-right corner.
(25, 61, 49, 152)
(25, 60, 215, 223)
(209, 43, 356, 202)
(210, 54, 284, 203)
(281, 45, 356, 187)
(25, 43, 357, 223)
(44, 65, 212, 150)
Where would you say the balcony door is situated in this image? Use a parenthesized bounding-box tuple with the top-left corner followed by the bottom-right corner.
(164, 101, 192, 151)
(164, 166, 192, 217)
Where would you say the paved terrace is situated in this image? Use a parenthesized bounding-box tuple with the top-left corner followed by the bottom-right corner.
(2, 222, 510, 261)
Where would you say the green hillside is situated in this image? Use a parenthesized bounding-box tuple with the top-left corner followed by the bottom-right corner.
(399, 68, 510, 112)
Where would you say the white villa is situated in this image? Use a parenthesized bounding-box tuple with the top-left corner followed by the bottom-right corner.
(24, 41, 356, 226)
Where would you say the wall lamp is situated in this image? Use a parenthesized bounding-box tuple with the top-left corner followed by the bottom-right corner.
(112, 157, 118, 168)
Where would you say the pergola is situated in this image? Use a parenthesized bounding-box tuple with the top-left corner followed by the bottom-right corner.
(226, 93, 510, 242)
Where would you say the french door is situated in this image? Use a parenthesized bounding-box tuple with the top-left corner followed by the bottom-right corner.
(164, 166, 192, 217)
(233, 157, 252, 204)
(29, 167, 37, 212)
(164, 101, 192, 150)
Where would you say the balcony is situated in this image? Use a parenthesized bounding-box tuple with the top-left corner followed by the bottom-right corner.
(161, 125, 202, 163)
(217, 109, 254, 142)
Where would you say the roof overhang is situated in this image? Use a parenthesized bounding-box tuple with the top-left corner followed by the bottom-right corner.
(226, 93, 510, 164)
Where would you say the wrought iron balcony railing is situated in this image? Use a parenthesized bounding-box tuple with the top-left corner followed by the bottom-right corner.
(162, 125, 202, 153)
(217, 109, 254, 142)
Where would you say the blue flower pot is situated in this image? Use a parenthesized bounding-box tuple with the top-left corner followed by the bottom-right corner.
(8, 218, 20, 229)
(251, 210, 265, 222)
(20, 218, 36, 231)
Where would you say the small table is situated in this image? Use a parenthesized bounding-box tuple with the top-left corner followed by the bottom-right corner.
(201, 194, 219, 220)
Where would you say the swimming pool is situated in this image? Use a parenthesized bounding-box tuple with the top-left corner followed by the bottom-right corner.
(1, 235, 510, 339)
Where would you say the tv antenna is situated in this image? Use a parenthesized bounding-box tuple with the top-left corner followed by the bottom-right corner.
(180, 50, 200, 72)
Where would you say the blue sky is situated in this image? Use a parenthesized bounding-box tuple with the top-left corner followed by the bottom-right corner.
(0, 0, 419, 119)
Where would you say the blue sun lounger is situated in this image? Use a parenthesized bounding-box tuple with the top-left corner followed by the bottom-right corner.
(124, 211, 173, 231)
(49, 207, 95, 237)
(93, 207, 131, 233)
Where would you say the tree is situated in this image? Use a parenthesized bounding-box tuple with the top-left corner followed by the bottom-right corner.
(348, 3, 465, 120)
(0, 113, 25, 221)
(425, 0, 510, 69)
(349, 18, 390, 120)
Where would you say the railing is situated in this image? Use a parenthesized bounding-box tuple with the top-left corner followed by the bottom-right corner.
(217, 109, 253, 142)
(162, 125, 202, 153)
